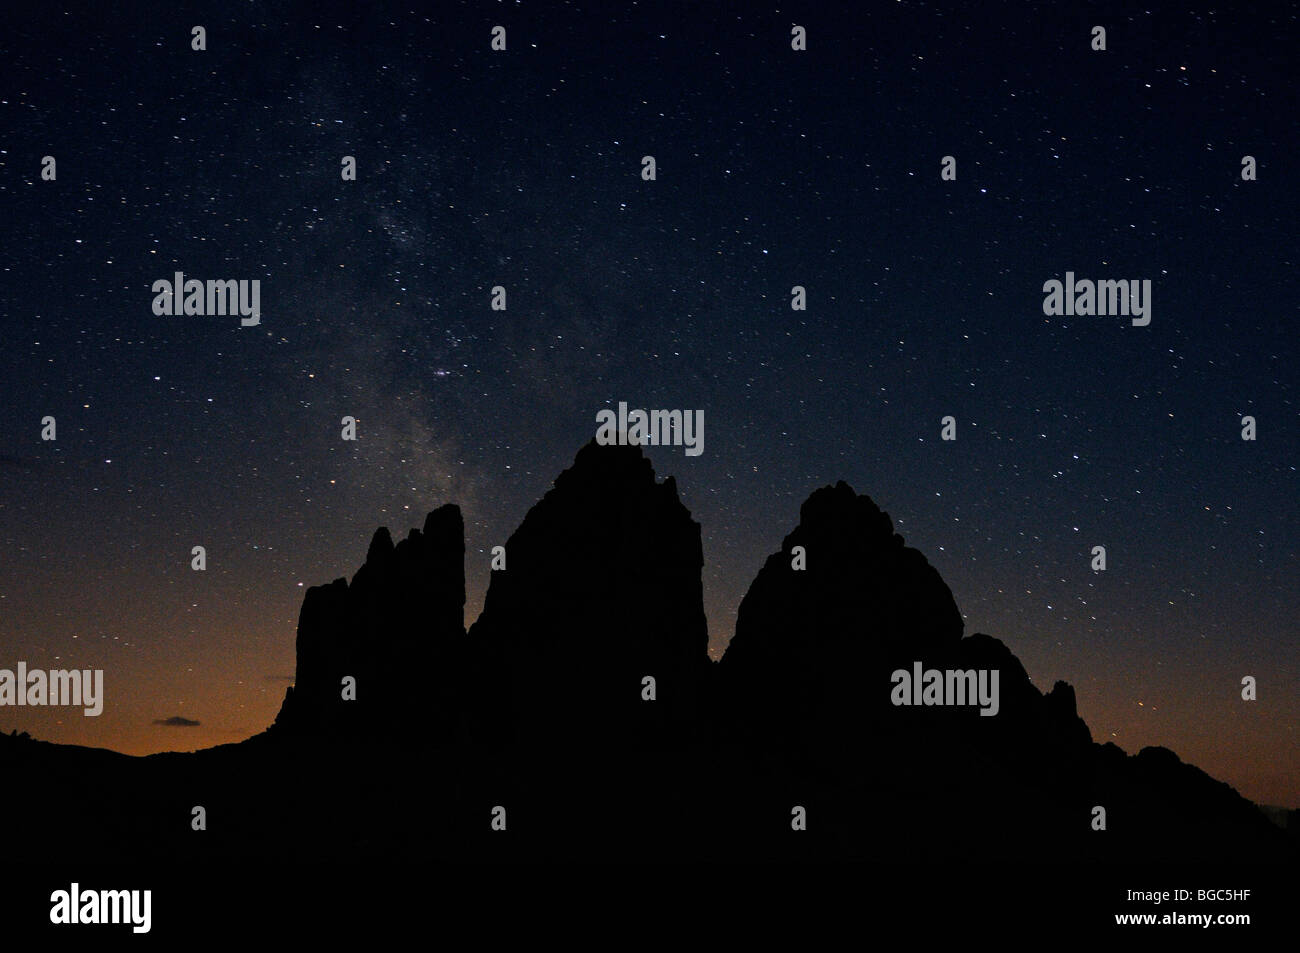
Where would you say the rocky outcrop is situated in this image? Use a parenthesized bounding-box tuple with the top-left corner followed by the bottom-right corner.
(271, 503, 465, 737)
(465, 439, 710, 756)
(717, 480, 964, 761)
(237, 454, 1290, 863)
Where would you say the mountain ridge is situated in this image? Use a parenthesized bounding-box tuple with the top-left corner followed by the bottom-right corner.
(1, 440, 1293, 864)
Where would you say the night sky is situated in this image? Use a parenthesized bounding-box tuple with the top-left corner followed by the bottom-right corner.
(1, 2, 1295, 808)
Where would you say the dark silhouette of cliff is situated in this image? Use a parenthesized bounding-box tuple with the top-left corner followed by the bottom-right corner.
(466, 441, 709, 746)
(711, 480, 1287, 862)
(271, 503, 466, 737)
(1, 442, 1293, 868)
(455, 441, 712, 857)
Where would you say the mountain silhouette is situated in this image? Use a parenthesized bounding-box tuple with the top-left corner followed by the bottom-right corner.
(1, 441, 1293, 868)
(271, 503, 466, 736)
(464, 443, 709, 752)
(712, 479, 1286, 862)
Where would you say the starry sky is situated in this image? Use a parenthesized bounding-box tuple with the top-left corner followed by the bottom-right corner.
(1, 1, 1295, 807)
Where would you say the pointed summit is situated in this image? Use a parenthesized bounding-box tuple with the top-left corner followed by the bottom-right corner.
(466, 439, 709, 752)
(365, 526, 395, 567)
(718, 481, 964, 752)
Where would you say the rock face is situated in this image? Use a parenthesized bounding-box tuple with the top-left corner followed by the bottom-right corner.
(465, 439, 710, 757)
(714, 480, 1286, 862)
(718, 481, 964, 758)
(271, 503, 465, 737)
(245, 451, 1291, 863)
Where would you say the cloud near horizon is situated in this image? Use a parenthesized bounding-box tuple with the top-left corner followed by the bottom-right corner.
(153, 716, 201, 727)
